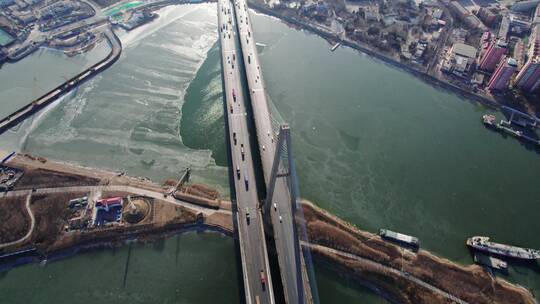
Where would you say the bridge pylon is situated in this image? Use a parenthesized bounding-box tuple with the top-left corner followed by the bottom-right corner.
(263, 124, 308, 304)
(264, 124, 298, 217)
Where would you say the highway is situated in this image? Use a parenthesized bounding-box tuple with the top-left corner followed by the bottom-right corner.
(231, 1, 312, 303)
(217, 1, 275, 303)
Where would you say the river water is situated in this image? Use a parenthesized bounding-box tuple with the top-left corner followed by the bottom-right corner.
(0, 3, 539, 303)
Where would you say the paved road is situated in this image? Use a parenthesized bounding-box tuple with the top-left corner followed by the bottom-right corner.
(304, 242, 469, 304)
(1, 185, 230, 216)
(217, 1, 275, 303)
(0, 184, 232, 249)
(232, 1, 310, 303)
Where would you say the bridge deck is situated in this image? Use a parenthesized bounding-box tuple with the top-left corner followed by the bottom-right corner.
(231, 1, 314, 303)
(217, 1, 275, 304)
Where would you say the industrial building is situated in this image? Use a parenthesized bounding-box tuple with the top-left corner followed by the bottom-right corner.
(441, 43, 478, 76)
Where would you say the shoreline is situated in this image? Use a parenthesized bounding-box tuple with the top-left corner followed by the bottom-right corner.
(0, 1, 514, 137)
(246, 2, 508, 112)
(0, 154, 536, 303)
(0, 28, 122, 135)
(0, 222, 233, 273)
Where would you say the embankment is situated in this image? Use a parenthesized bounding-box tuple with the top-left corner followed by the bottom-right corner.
(301, 201, 536, 304)
(0, 28, 122, 134)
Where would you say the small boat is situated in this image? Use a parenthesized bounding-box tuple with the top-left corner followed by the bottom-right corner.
(330, 42, 341, 52)
(473, 253, 507, 270)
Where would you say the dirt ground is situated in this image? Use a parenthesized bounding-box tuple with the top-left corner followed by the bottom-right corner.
(6, 153, 531, 303)
(205, 212, 234, 232)
(302, 201, 535, 304)
(14, 168, 100, 190)
(0, 196, 30, 244)
(153, 200, 198, 226)
(29, 192, 86, 249)
(7, 154, 165, 193)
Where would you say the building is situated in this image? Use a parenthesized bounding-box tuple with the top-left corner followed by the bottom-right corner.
(479, 40, 507, 72)
(513, 38, 526, 67)
(363, 5, 380, 22)
(510, 14, 532, 34)
(498, 17, 511, 42)
(480, 31, 491, 53)
(515, 56, 540, 92)
(487, 57, 517, 91)
(478, 7, 496, 27)
(95, 197, 123, 226)
(0, 0, 15, 6)
(529, 24, 540, 58)
(441, 43, 477, 76)
(432, 8, 443, 20)
(96, 197, 122, 211)
(511, 0, 540, 12)
(534, 3, 540, 24)
(449, 1, 487, 31)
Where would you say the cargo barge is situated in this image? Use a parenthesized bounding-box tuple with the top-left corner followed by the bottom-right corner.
(379, 229, 419, 247)
(467, 236, 540, 260)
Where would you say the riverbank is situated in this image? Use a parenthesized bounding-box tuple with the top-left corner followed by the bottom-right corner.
(0, 153, 233, 256)
(301, 201, 536, 304)
(246, 1, 521, 114)
(0, 28, 122, 134)
(0, 153, 535, 303)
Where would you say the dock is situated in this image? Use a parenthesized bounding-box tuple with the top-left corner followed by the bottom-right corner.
(482, 114, 540, 147)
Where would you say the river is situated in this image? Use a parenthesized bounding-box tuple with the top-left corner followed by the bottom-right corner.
(0, 3, 539, 303)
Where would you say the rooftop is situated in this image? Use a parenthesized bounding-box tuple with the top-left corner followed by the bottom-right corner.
(452, 43, 477, 59)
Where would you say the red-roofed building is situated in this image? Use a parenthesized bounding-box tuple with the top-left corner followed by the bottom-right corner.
(96, 197, 122, 210)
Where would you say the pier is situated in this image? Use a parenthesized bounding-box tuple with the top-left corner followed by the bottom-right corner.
(482, 114, 540, 147)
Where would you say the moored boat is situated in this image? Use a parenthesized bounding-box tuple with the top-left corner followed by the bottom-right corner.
(467, 236, 540, 260)
(379, 229, 419, 247)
